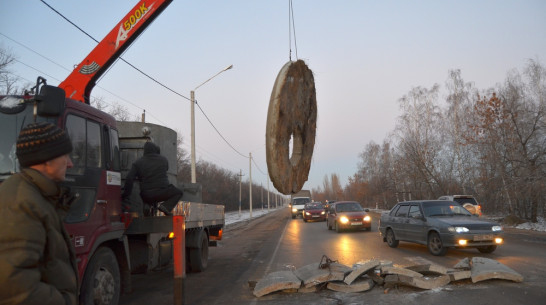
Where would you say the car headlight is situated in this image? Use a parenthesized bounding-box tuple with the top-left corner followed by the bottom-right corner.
(292, 208, 298, 213)
(305, 212, 310, 216)
(448, 226, 469, 233)
(339, 216, 349, 224)
(492, 225, 503, 232)
(363, 215, 371, 222)
(321, 211, 325, 215)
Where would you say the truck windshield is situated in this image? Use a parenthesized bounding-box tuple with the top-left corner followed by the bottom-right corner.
(293, 198, 311, 205)
(0, 97, 53, 179)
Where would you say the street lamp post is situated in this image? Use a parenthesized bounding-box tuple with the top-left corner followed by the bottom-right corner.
(190, 64, 233, 183)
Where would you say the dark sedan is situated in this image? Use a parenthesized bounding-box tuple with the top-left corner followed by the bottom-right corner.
(302, 203, 326, 222)
(326, 201, 371, 232)
(379, 200, 504, 256)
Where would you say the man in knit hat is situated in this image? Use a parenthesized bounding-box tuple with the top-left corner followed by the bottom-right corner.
(0, 121, 79, 305)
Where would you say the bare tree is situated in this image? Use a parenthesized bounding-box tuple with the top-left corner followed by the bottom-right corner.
(394, 84, 445, 198)
(0, 46, 23, 95)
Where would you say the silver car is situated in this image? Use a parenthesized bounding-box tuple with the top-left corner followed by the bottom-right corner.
(379, 200, 503, 256)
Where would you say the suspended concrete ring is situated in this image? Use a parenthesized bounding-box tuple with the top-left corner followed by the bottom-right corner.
(266, 60, 317, 195)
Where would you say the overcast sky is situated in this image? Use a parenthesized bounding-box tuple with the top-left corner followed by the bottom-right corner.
(1, 0, 545, 194)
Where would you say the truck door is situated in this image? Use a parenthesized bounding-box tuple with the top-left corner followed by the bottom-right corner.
(63, 113, 122, 262)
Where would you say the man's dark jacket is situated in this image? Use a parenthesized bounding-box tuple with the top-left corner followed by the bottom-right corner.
(122, 142, 171, 200)
(0, 168, 79, 305)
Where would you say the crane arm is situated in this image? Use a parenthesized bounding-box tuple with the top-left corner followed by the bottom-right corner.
(58, 0, 172, 104)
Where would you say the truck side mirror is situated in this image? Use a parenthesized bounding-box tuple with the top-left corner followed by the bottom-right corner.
(37, 85, 66, 117)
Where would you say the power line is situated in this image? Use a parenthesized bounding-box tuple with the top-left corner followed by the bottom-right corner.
(195, 100, 248, 158)
(39, 0, 256, 164)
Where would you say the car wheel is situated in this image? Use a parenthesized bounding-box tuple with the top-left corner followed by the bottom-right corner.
(335, 222, 342, 233)
(428, 232, 448, 256)
(386, 229, 399, 248)
(477, 245, 497, 253)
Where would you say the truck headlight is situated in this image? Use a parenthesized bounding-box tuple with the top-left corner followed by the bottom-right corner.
(292, 208, 298, 213)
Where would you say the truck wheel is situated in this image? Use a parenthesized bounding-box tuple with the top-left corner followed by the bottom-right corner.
(80, 247, 120, 305)
(189, 230, 209, 272)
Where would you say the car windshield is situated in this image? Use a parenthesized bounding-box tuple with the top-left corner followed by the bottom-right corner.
(305, 204, 322, 210)
(336, 202, 363, 212)
(423, 202, 472, 217)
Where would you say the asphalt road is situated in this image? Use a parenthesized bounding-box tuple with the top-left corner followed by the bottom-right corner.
(120, 208, 546, 305)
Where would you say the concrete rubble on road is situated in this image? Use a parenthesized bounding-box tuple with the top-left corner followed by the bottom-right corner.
(251, 256, 524, 298)
(470, 257, 524, 283)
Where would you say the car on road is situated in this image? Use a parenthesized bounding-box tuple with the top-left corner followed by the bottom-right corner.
(379, 200, 504, 256)
(326, 201, 371, 232)
(438, 195, 482, 216)
(302, 202, 326, 222)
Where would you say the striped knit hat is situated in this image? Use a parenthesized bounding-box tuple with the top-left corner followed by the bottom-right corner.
(16, 122, 73, 167)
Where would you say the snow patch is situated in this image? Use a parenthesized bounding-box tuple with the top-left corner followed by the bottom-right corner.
(515, 217, 546, 232)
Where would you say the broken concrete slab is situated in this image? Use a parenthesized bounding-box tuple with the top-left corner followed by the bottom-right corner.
(344, 259, 381, 285)
(297, 285, 318, 293)
(405, 256, 449, 275)
(293, 262, 352, 288)
(383, 274, 400, 289)
(398, 274, 451, 290)
(447, 270, 471, 281)
(253, 270, 302, 297)
(380, 266, 424, 278)
(383, 274, 450, 290)
(294, 263, 332, 288)
(327, 278, 375, 293)
(470, 257, 524, 283)
(327, 262, 353, 282)
(453, 257, 471, 270)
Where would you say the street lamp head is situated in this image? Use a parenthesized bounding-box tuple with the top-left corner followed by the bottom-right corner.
(223, 64, 233, 71)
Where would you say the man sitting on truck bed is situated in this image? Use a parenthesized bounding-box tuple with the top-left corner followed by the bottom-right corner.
(122, 141, 183, 216)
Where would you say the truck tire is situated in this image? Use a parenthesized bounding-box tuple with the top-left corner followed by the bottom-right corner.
(189, 230, 209, 272)
(80, 247, 120, 305)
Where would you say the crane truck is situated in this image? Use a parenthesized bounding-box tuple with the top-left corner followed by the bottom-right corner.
(0, 1, 224, 304)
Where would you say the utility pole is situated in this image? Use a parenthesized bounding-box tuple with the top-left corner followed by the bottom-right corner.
(238, 170, 242, 217)
(249, 152, 253, 219)
(261, 183, 263, 211)
(267, 179, 270, 211)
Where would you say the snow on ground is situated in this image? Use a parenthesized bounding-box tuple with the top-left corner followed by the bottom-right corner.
(225, 206, 284, 226)
(515, 216, 546, 232)
(225, 207, 546, 232)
